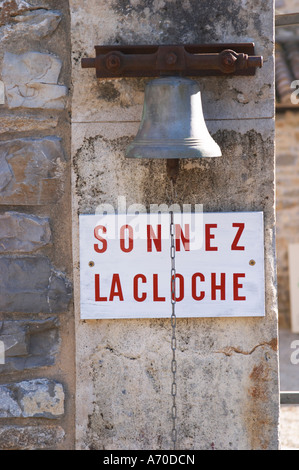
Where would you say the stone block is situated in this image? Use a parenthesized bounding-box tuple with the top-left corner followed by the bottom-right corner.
(0, 137, 65, 205)
(0, 9, 62, 42)
(0, 256, 72, 314)
(0, 317, 59, 373)
(0, 378, 65, 419)
(0, 212, 51, 253)
(2, 52, 67, 109)
(0, 425, 65, 450)
(0, 1, 37, 26)
(0, 114, 58, 134)
(0, 322, 28, 357)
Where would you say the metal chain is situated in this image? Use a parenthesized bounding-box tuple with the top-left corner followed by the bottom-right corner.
(170, 209, 177, 450)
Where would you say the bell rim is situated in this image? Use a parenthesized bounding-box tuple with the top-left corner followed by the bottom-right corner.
(126, 138, 219, 147)
(146, 76, 200, 86)
(125, 142, 222, 158)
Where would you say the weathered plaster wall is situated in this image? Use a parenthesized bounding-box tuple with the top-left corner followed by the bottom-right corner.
(71, 0, 279, 450)
(0, 0, 75, 450)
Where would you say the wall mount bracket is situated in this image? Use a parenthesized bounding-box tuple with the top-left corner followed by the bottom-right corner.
(81, 43, 263, 78)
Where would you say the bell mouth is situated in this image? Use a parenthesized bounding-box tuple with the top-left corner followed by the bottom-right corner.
(126, 138, 222, 159)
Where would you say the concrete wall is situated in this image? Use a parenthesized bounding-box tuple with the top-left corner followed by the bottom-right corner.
(71, 0, 279, 450)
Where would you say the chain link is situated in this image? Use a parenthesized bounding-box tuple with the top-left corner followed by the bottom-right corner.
(170, 209, 177, 450)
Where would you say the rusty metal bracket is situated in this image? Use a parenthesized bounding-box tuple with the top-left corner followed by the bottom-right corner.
(81, 43, 263, 78)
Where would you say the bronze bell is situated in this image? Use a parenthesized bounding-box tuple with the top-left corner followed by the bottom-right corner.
(126, 76, 222, 159)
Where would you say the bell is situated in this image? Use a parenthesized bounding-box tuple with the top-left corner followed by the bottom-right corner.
(126, 76, 221, 159)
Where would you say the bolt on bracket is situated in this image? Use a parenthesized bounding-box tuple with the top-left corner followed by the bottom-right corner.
(81, 43, 263, 78)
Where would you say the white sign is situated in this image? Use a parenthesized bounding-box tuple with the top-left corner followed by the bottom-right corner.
(79, 212, 265, 319)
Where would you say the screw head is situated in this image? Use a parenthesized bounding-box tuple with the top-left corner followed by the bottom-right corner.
(89, 261, 95, 267)
(249, 259, 256, 266)
(220, 50, 238, 73)
(166, 52, 177, 65)
(105, 53, 121, 71)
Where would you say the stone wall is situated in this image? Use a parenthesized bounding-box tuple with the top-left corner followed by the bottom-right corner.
(276, 111, 299, 328)
(274, 0, 299, 328)
(276, 0, 299, 13)
(71, 0, 279, 450)
(0, 0, 74, 450)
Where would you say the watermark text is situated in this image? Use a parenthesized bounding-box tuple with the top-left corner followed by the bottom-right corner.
(0, 340, 5, 365)
(290, 339, 299, 365)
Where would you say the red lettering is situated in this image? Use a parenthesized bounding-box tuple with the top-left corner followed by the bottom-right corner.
(94, 225, 107, 253)
(133, 274, 147, 302)
(205, 224, 218, 251)
(191, 273, 205, 301)
(175, 224, 190, 252)
(153, 274, 166, 302)
(231, 223, 245, 251)
(233, 273, 246, 301)
(147, 225, 162, 252)
(211, 273, 226, 300)
(120, 225, 134, 253)
(109, 274, 124, 301)
(171, 273, 184, 302)
(95, 274, 107, 301)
